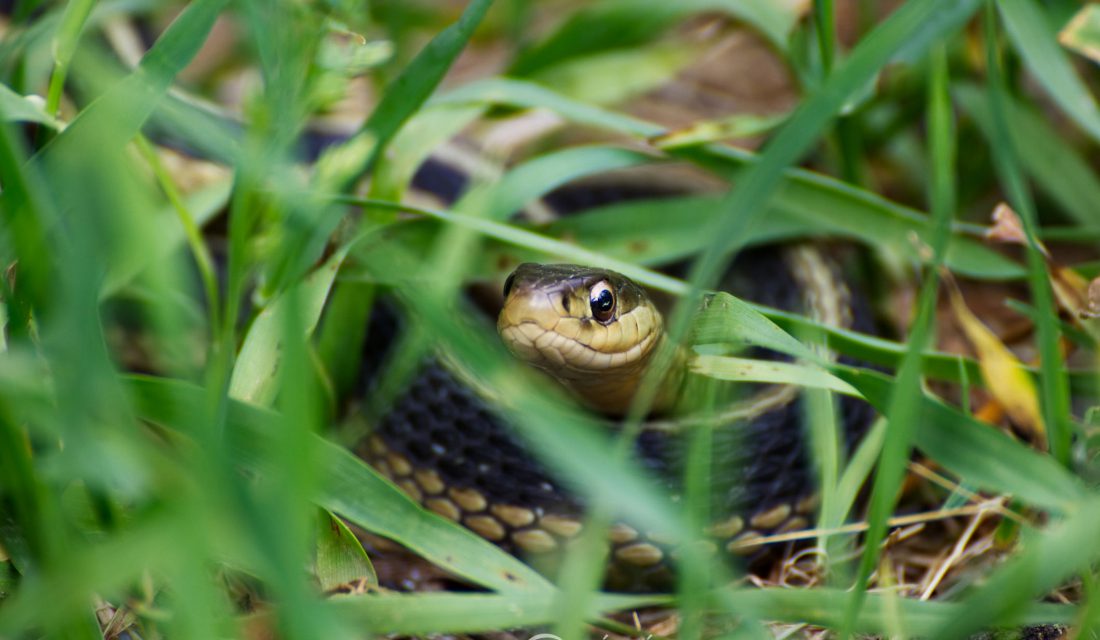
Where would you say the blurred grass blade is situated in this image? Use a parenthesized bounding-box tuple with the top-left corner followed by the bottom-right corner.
(271, 0, 493, 294)
(510, 0, 800, 76)
(126, 375, 555, 594)
(845, 47, 958, 629)
(345, 0, 493, 190)
(999, 0, 1100, 143)
(45, 0, 96, 115)
(342, 196, 690, 295)
(0, 510, 194, 635)
(329, 591, 664, 635)
(100, 178, 231, 297)
(230, 246, 349, 405)
(31, 0, 227, 178)
(481, 146, 654, 221)
(714, 586, 1073, 636)
(368, 103, 484, 203)
(985, 1, 1073, 465)
(528, 42, 699, 105)
(148, 89, 243, 164)
(439, 77, 655, 134)
(685, 144, 1023, 280)
(441, 78, 1024, 280)
(829, 416, 886, 526)
(955, 83, 1100, 230)
(679, 0, 979, 294)
(0, 123, 55, 338)
(538, 184, 1021, 280)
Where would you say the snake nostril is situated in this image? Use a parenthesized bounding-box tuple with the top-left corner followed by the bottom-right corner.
(561, 295, 570, 313)
(502, 273, 516, 298)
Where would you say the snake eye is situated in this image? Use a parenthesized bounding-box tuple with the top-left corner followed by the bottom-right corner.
(503, 273, 516, 298)
(589, 281, 616, 323)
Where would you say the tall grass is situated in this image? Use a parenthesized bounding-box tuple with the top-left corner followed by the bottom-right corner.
(0, 0, 1098, 638)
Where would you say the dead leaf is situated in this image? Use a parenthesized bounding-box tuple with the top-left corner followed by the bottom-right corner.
(986, 203, 1050, 258)
(1050, 264, 1091, 317)
(945, 276, 1046, 444)
(985, 204, 1094, 328)
(1059, 4, 1100, 65)
(1083, 276, 1100, 319)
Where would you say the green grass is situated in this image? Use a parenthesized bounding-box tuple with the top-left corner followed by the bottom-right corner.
(1, 0, 1099, 638)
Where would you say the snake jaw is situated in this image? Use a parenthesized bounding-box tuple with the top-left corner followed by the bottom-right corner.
(499, 322, 561, 367)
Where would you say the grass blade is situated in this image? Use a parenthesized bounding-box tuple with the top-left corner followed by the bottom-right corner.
(845, 47, 960, 628)
(986, 1, 1073, 465)
(836, 367, 1086, 513)
(350, 0, 493, 187)
(329, 591, 664, 635)
(955, 83, 1100, 230)
(441, 78, 1024, 280)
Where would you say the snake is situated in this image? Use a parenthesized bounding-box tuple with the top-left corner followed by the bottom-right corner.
(92, 75, 875, 587)
(357, 157, 876, 591)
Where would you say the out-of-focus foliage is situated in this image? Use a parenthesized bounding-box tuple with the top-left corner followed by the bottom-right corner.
(0, 0, 1098, 638)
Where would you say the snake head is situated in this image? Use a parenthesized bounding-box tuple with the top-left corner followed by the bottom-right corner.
(497, 263, 667, 414)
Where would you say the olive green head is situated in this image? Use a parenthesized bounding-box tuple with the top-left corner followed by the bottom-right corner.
(497, 263, 665, 414)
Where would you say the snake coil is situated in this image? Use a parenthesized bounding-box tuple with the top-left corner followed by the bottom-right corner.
(358, 157, 876, 591)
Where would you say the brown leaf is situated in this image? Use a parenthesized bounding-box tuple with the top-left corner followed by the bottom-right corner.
(1050, 265, 1091, 318)
(986, 203, 1050, 258)
(1083, 275, 1100, 319)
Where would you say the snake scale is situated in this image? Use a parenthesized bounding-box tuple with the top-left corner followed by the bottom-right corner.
(357, 155, 877, 591)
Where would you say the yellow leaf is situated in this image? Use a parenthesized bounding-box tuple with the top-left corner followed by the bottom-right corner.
(946, 281, 1045, 442)
(1059, 4, 1100, 65)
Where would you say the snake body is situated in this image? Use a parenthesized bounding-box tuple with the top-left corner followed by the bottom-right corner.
(359, 161, 875, 590)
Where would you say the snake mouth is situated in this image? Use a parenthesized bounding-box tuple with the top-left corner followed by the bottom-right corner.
(498, 317, 661, 372)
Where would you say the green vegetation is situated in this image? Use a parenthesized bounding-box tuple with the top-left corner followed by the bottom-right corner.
(1, 0, 1099, 638)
